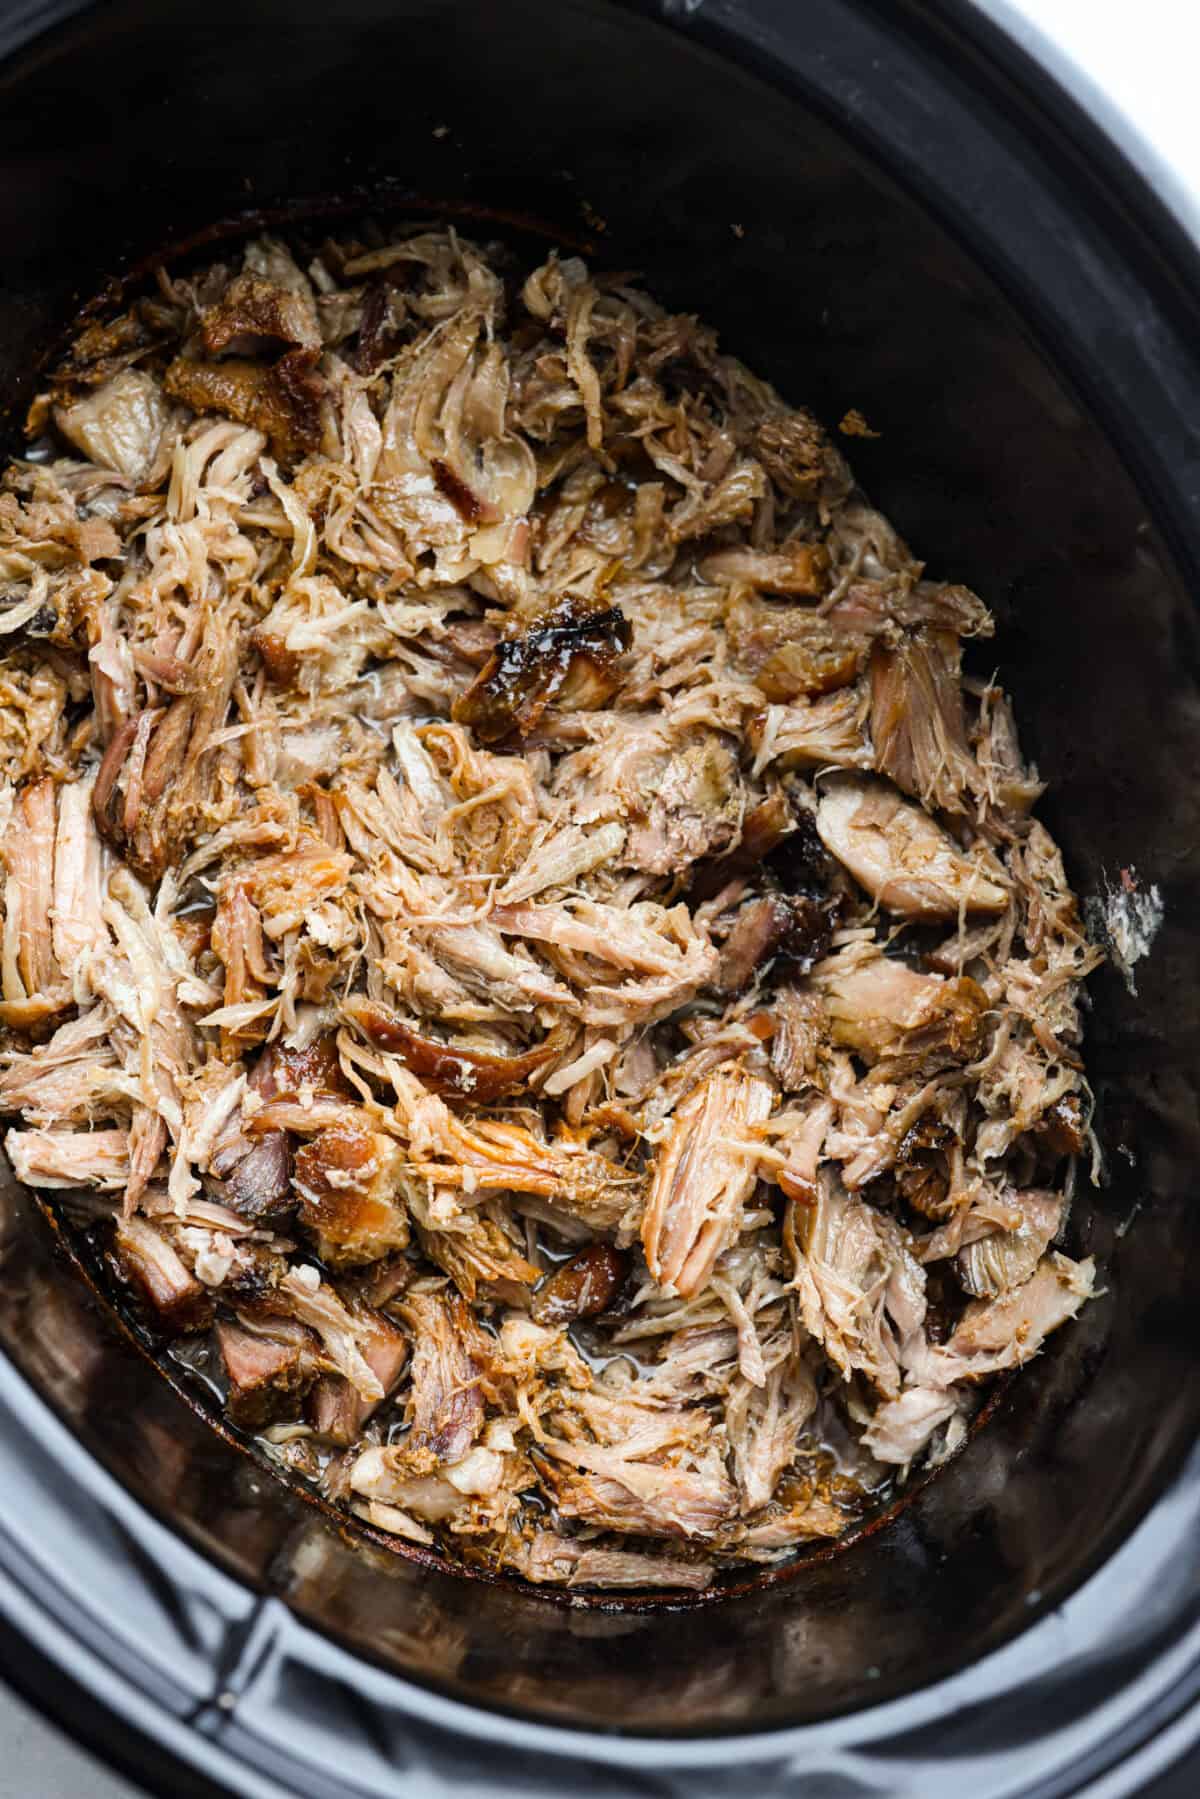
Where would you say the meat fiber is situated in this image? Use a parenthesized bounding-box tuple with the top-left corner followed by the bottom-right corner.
(0, 225, 1102, 1592)
(308, 1310, 409, 1445)
(869, 630, 984, 815)
(955, 1188, 1062, 1298)
(789, 1169, 926, 1398)
(393, 1288, 491, 1464)
(811, 942, 986, 1068)
(642, 1065, 775, 1297)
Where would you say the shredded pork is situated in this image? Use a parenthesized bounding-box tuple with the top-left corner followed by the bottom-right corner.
(0, 226, 1101, 1590)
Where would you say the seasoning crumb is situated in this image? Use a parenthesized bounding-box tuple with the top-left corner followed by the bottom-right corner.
(839, 407, 881, 439)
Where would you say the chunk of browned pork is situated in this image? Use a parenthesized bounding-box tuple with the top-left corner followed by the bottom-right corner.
(216, 1317, 319, 1429)
(293, 1124, 411, 1267)
(308, 1310, 409, 1445)
(111, 1216, 213, 1331)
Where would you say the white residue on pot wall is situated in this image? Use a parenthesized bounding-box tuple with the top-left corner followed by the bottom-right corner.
(1084, 867, 1164, 995)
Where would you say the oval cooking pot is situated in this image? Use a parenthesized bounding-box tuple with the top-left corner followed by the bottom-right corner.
(0, 2, 1198, 1794)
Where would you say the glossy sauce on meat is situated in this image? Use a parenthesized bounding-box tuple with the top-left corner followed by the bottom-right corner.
(0, 226, 1101, 1591)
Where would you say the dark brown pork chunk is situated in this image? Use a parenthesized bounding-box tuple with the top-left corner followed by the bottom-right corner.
(163, 350, 324, 460)
(308, 1311, 409, 1445)
(294, 1126, 411, 1267)
(531, 1244, 628, 1325)
(223, 1133, 292, 1221)
(111, 1217, 213, 1333)
(715, 891, 837, 993)
(452, 596, 631, 741)
(201, 272, 320, 356)
(216, 1318, 317, 1429)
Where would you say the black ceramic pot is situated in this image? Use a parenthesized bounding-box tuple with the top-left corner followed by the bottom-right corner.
(0, 3, 1198, 1794)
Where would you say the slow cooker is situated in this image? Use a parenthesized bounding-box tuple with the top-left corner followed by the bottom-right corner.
(0, 2, 1198, 1793)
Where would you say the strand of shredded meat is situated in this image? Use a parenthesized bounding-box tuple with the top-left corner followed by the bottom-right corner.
(0, 225, 1102, 1591)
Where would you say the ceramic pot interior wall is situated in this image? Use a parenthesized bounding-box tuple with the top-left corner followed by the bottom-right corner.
(0, 0, 1196, 1732)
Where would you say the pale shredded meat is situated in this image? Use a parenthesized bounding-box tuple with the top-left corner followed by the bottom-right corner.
(0, 227, 1101, 1590)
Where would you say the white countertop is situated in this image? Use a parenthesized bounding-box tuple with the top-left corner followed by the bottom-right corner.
(980, 0, 1200, 244)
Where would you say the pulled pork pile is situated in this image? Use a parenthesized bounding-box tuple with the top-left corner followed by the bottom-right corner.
(0, 228, 1101, 1590)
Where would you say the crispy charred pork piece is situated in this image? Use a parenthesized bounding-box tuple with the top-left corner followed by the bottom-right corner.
(0, 226, 1102, 1587)
(165, 351, 325, 461)
(715, 893, 834, 994)
(1032, 1093, 1087, 1159)
(293, 1125, 411, 1267)
(531, 1243, 628, 1325)
(892, 1113, 959, 1219)
(47, 302, 171, 391)
(200, 268, 321, 357)
(343, 994, 560, 1102)
(453, 596, 631, 742)
(212, 1035, 353, 1222)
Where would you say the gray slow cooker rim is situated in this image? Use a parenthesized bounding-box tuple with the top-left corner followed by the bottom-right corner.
(0, 0, 1198, 1794)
